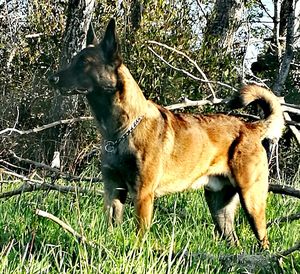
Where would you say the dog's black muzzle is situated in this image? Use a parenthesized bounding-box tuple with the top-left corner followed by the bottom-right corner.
(48, 74, 60, 85)
(48, 74, 89, 95)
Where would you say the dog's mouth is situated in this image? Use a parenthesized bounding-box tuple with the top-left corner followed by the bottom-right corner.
(59, 88, 90, 96)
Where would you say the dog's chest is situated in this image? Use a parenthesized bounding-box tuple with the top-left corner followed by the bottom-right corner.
(101, 150, 139, 189)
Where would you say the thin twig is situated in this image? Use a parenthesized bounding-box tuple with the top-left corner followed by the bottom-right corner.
(0, 159, 29, 172)
(195, 0, 208, 20)
(147, 40, 238, 97)
(147, 40, 215, 96)
(257, 0, 273, 19)
(147, 45, 236, 94)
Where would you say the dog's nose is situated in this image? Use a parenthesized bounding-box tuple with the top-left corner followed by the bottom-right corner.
(48, 75, 60, 85)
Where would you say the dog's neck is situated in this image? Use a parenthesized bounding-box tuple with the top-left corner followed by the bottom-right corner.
(86, 64, 147, 140)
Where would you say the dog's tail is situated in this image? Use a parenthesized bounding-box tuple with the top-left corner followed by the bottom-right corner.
(235, 84, 285, 141)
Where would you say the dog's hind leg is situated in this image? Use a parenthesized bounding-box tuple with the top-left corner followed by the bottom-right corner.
(232, 144, 270, 249)
(205, 182, 240, 246)
(238, 181, 269, 249)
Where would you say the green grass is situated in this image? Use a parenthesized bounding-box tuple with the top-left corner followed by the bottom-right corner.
(0, 177, 299, 273)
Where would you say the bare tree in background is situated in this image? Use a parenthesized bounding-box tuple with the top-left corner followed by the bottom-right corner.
(202, 0, 245, 54)
(252, 0, 300, 97)
(273, 0, 299, 95)
(47, 0, 95, 163)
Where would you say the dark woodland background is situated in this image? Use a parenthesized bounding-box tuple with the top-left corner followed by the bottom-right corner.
(0, 0, 299, 180)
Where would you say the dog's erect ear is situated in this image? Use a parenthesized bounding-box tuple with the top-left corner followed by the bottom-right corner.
(86, 23, 98, 47)
(100, 18, 121, 63)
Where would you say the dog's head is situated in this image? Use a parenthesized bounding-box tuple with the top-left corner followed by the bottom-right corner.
(48, 19, 122, 95)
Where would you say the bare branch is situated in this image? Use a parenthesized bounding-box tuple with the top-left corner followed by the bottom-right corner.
(269, 183, 300, 199)
(277, 240, 300, 257)
(10, 151, 101, 183)
(36, 209, 96, 246)
(0, 116, 93, 136)
(147, 45, 237, 94)
(25, 33, 44, 38)
(0, 168, 103, 199)
(257, 0, 273, 19)
(170, 240, 300, 273)
(0, 181, 103, 199)
(282, 102, 300, 110)
(286, 120, 300, 127)
(166, 97, 230, 111)
(267, 212, 300, 227)
(284, 111, 300, 145)
(0, 159, 29, 172)
(147, 40, 238, 97)
(282, 105, 300, 115)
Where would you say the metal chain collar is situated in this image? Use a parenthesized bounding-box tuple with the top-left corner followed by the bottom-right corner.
(104, 116, 143, 153)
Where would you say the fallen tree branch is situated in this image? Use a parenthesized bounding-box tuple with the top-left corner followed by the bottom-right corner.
(277, 240, 300, 258)
(0, 116, 93, 136)
(0, 181, 103, 199)
(36, 209, 95, 247)
(2, 168, 299, 200)
(286, 120, 300, 127)
(282, 102, 300, 110)
(170, 240, 300, 273)
(282, 105, 300, 115)
(0, 168, 103, 199)
(269, 183, 300, 199)
(267, 212, 300, 227)
(9, 151, 101, 183)
(284, 111, 300, 145)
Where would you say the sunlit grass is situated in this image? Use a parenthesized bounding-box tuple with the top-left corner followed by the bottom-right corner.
(0, 175, 299, 273)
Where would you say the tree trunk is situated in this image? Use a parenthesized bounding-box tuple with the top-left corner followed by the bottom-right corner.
(60, 0, 95, 66)
(46, 0, 95, 165)
(273, 0, 299, 96)
(203, 0, 245, 53)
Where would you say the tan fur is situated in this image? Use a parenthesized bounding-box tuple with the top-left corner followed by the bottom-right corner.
(107, 65, 284, 248)
(49, 20, 285, 248)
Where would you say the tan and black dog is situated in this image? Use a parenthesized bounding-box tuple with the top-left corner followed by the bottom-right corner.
(49, 19, 284, 249)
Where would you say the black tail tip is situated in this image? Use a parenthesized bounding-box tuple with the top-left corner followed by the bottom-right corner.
(228, 95, 244, 110)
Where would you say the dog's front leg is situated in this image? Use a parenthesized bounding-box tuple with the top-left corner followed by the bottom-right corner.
(104, 184, 127, 227)
(135, 188, 155, 233)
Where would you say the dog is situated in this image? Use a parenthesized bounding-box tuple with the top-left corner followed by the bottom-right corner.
(49, 18, 284, 249)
